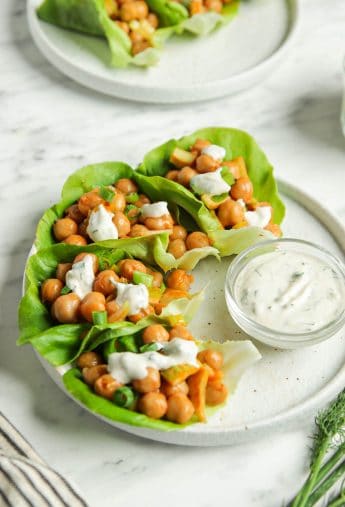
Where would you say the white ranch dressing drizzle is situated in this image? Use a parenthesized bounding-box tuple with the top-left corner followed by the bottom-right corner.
(86, 204, 118, 242)
(201, 144, 226, 161)
(234, 250, 345, 333)
(115, 282, 149, 316)
(65, 255, 95, 299)
(190, 168, 230, 196)
(245, 206, 271, 228)
(141, 202, 169, 218)
(107, 338, 199, 384)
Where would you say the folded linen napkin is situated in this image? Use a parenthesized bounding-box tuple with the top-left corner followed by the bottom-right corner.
(0, 412, 88, 507)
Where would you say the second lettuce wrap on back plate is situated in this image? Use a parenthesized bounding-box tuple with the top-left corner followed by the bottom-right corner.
(137, 127, 285, 256)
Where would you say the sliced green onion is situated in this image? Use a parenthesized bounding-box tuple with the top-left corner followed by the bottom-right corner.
(117, 335, 139, 353)
(133, 270, 153, 288)
(113, 387, 136, 408)
(99, 186, 115, 202)
(125, 204, 140, 220)
(60, 286, 72, 295)
(221, 167, 235, 186)
(139, 343, 161, 353)
(211, 192, 229, 203)
(102, 339, 117, 361)
(126, 192, 139, 204)
(92, 311, 108, 325)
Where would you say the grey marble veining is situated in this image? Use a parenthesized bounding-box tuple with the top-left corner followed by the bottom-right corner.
(1, 0, 345, 506)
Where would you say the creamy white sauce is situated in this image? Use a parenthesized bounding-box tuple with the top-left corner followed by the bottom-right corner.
(65, 255, 95, 299)
(86, 204, 118, 242)
(245, 206, 271, 228)
(190, 168, 230, 196)
(141, 202, 169, 219)
(234, 250, 345, 333)
(115, 282, 149, 316)
(201, 144, 226, 161)
(107, 338, 199, 384)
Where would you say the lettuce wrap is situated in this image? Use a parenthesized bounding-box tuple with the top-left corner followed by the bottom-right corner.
(137, 127, 285, 256)
(35, 161, 220, 271)
(63, 338, 261, 431)
(18, 240, 204, 363)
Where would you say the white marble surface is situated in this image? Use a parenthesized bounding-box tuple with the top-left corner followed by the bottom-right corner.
(1, 0, 345, 505)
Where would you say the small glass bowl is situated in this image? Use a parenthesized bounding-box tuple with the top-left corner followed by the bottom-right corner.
(225, 238, 345, 349)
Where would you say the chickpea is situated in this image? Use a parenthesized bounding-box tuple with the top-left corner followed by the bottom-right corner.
(205, 382, 228, 406)
(93, 270, 117, 296)
(119, 259, 147, 280)
(80, 292, 106, 322)
(128, 304, 154, 323)
(120, 1, 148, 21)
(111, 211, 130, 237)
(78, 219, 89, 238)
(170, 225, 187, 241)
(197, 349, 223, 370)
(116, 20, 130, 33)
(217, 199, 245, 228)
(161, 380, 189, 398)
(147, 12, 159, 28)
(144, 215, 174, 231)
(132, 40, 151, 55)
(126, 206, 140, 224)
(185, 231, 210, 250)
(166, 393, 194, 424)
(109, 191, 126, 213)
(151, 270, 163, 288)
(166, 269, 194, 292)
(191, 138, 211, 155)
(130, 30, 144, 43)
(132, 367, 160, 393)
(73, 252, 99, 273)
(196, 154, 219, 173)
(63, 235, 87, 246)
(138, 392, 167, 419)
(82, 364, 108, 386)
(205, 0, 222, 11)
(77, 351, 103, 369)
(51, 293, 80, 323)
(56, 262, 72, 283)
(166, 170, 178, 181)
(78, 190, 103, 216)
(142, 324, 169, 344)
(177, 167, 197, 187)
(115, 178, 138, 194)
(168, 239, 186, 259)
(53, 217, 78, 241)
(66, 204, 84, 224)
(129, 224, 151, 237)
(230, 177, 253, 203)
(41, 278, 63, 304)
(94, 374, 122, 400)
(169, 324, 194, 341)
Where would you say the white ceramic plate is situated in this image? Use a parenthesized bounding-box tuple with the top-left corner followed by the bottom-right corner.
(27, 0, 299, 103)
(30, 180, 345, 446)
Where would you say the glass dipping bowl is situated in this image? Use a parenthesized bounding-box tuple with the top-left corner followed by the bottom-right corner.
(225, 238, 345, 349)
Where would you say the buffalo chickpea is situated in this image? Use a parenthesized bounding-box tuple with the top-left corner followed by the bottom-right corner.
(147, 12, 159, 28)
(177, 167, 197, 187)
(128, 304, 154, 323)
(191, 139, 211, 154)
(78, 219, 88, 238)
(77, 351, 103, 369)
(80, 292, 106, 322)
(205, 382, 228, 406)
(166, 269, 194, 291)
(116, 20, 129, 33)
(82, 364, 108, 386)
(168, 239, 186, 259)
(205, 0, 222, 11)
(53, 217, 78, 241)
(217, 199, 244, 228)
(169, 324, 194, 341)
(130, 31, 144, 43)
(196, 154, 219, 173)
(138, 392, 168, 419)
(120, 1, 148, 21)
(51, 293, 80, 323)
(170, 225, 187, 241)
(132, 40, 151, 56)
(161, 380, 189, 397)
(41, 279, 63, 304)
(166, 170, 178, 181)
(73, 252, 99, 273)
(166, 393, 195, 424)
(197, 349, 223, 370)
(115, 178, 138, 194)
(63, 235, 87, 246)
(93, 270, 118, 296)
(230, 177, 253, 203)
(129, 224, 151, 237)
(94, 374, 122, 400)
(106, 300, 129, 322)
(142, 324, 169, 344)
(119, 259, 147, 279)
(185, 231, 210, 250)
(144, 215, 174, 231)
(56, 262, 72, 282)
(112, 211, 131, 237)
(78, 190, 103, 216)
(66, 204, 84, 224)
(109, 191, 126, 213)
(136, 194, 151, 208)
(132, 367, 160, 393)
(150, 271, 163, 288)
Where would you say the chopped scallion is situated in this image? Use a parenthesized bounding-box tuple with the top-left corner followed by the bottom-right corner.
(126, 192, 139, 204)
(99, 186, 115, 202)
(60, 286, 72, 295)
(92, 311, 108, 325)
(133, 270, 153, 288)
(113, 387, 136, 408)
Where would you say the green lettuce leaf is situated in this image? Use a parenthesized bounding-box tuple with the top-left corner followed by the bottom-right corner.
(138, 127, 285, 256)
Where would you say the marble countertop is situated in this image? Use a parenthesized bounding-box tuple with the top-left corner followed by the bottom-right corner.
(1, 0, 345, 505)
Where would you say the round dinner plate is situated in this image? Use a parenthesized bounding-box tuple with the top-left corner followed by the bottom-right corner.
(27, 0, 299, 103)
(30, 180, 345, 446)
